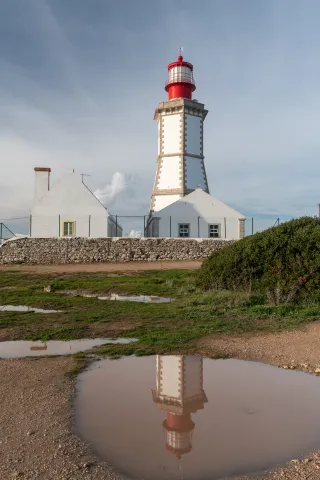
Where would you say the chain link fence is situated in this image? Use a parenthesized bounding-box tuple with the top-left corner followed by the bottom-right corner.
(0, 214, 309, 241)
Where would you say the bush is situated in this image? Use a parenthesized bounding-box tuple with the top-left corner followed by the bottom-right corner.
(197, 217, 320, 305)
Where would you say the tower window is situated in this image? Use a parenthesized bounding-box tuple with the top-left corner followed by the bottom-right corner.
(63, 221, 76, 237)
(209, 224, 220, 238)
(179, 224, 190, 238)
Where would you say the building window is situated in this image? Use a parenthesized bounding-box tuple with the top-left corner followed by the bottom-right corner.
(63, 221, 76, 237)
(179, 224, 189, 237)
(209, 224, 220, 238)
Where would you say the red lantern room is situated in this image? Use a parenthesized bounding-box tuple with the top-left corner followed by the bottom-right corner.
(165, 51, 196, 100)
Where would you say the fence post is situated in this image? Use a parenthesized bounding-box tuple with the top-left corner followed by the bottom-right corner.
(277, 218, 280, 226)
(198, 216, 200, 238)
(0, 223, 2, 241)
(224, 217, 227, 238)
(169, 216, 172, 238)
(58, 215, 61, 237)
(251, 217, 254, 235)
(143, 215, 146, 237)
(115, 216, 118, 237)
(29, 215, 32, 237)
(88, 215, 91, 237)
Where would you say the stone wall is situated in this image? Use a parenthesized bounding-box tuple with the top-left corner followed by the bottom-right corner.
(0, 237, 234, 265)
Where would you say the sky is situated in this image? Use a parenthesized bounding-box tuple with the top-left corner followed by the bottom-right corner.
(1, 0, 320, 233)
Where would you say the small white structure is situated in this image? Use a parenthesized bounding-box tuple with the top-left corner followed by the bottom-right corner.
(149, 187, 245, 239)
(30, 167, 122, 238)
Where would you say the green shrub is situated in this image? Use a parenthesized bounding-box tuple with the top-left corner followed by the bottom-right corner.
(197, 217, 320, 305)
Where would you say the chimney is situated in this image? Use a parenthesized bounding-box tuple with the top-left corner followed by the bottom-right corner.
(34, 167, 51, 204)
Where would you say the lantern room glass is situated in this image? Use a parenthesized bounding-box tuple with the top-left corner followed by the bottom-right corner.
(168, 66, 193, 84)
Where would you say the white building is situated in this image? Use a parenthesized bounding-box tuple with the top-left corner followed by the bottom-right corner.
(30, 167, 122, 238)
(148, 53, 245, 240)
(149, 186, 245, 239)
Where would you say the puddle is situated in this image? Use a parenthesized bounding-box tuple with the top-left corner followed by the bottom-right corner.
(0, 338, 137, 358)
(0, 305, 62, 313)
(65, 292, 172, 303)
(98, 294, 172, 303)
(75, 355, 320, 480)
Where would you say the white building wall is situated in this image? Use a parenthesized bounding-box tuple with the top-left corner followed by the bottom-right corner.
(153, 189, 244, 240)
(31, 214, 59, 238)
(162, 114, 182, 154)
(34, 170, 50, 204)
(31, 173, 111, 238)
(31, 213, 108, 238)
(185, 114, 201, 155)
(185, 157, 206, 190)
(157, 215, 240, 239)
(157, 156, 181, 190)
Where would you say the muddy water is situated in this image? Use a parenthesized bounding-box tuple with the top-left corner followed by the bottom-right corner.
(65, 292, 172, 303)
(0, 305, 61, 313)
(0, 338, 136, 358)
(98, 294, 172, 303)
(75, 356, 320, 480)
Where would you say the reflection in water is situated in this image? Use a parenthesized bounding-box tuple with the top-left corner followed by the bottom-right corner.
(0, 338, 137, 358)
(30, 342, 48, 351)
(0, 305, 61, 313)
(75, 355, 320, 480)
(152, 355, 207, 476)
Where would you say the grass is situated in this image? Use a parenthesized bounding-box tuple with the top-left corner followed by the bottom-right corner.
(1, 269, 319, 357)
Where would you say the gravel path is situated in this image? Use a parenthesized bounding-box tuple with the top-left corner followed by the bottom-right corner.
(3, 324, 320, 479)
(0, 357, 125, 480)
(0, 260, 202, 274)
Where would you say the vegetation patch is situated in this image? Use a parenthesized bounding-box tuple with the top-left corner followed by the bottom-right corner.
(198, 217, 320, 305)
(1, 265, 319, 355)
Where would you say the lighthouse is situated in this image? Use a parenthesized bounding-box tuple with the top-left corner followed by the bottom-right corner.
(152, 355, 207, 462)
(150, 52, 210, 214)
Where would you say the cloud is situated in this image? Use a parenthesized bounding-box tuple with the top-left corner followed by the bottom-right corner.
(94, 172, 128, 206)
(1, 0, 320, 225)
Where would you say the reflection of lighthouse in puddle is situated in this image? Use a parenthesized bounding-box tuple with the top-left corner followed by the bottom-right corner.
(30, 342, 47, 351)
(152, 355, 207, 471)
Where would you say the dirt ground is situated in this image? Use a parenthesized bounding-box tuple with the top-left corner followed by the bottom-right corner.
(3, 326, 320, 479)
(0, 357, 128, 480)
(199, 320, 320, 373)
(0, 260, 202, 274)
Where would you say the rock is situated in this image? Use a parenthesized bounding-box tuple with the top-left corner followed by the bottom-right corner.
(0, 237, 234, 265)
(302, 458, 312, 463)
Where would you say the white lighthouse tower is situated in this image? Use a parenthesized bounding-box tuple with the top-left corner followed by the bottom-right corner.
(152, 355, 207, 464)
(150, 52, 209, 214)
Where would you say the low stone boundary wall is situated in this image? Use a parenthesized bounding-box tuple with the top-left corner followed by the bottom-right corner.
(0, 237, 234, 265)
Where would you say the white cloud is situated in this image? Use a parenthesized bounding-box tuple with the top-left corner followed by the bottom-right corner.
(2, 0, 320, 223)
(94, 172, 128, 205)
